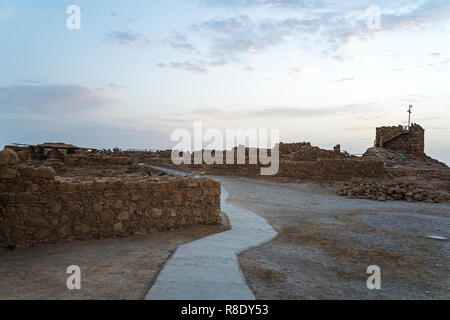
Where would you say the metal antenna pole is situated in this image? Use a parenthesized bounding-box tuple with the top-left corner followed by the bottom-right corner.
(408, 105, 413, 129)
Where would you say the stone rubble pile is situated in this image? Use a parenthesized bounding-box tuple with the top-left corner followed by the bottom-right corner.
(338, 181, 448, 203)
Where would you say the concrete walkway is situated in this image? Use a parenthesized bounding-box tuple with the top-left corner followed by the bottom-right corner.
(144, 165, 278, 300)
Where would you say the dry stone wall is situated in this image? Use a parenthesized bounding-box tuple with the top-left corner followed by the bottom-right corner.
(135, 143, 385, 181)
(375, 124, 425, 155)
(0, 149, 221, 249)
(375, 125, 406, 147)
(278, 159, 385, 180)
(144, 157, 385, 180)
(284, 146, 354, 162)
(64, 154, 133, 166)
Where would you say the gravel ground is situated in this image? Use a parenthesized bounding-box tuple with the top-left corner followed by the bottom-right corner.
(214, 176, 449, 300)
(0, 217, 229, 300)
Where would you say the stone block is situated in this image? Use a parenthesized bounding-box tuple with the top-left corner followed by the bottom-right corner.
(0, 148, 19, 165)
(118, 211, 130, 220)
(0, 167, 18, 179)
(93, 181, 106, 192)
(151, 208, 163, 219)
(36, 167, 56, 180)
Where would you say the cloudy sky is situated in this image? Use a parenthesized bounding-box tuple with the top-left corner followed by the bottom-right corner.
(0, 0, 449, 163)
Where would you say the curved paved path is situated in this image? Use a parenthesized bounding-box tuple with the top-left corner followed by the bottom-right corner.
(144, 165, 277, 300)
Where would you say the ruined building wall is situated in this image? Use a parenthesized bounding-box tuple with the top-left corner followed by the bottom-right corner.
(285, 146, 354, 162)
(64, 154, 133, 166)
(375, 124, 425, 155)
(279, 142, 312, 154)
(143, 157, 385, 180)
(278, 159, 385, 180)
(375, 125, 406, 147)
(136, 143, 384, 180)
(0, 149, 221, 249)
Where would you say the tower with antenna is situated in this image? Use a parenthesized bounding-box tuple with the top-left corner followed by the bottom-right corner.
(375, 104, 424, 154)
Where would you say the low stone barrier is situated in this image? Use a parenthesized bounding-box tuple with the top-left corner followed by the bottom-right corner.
(277, 159, 386, 180)
(142, 157, 386, 180)
(0, 149, 221, 249)
(64, 154, 133, 166)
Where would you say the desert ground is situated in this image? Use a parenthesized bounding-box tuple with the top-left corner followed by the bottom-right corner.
(0, 216, 229, 300)
(215, 176, 449, 300)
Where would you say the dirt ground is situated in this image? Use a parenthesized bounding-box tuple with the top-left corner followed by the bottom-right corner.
(214, 176, 449, 300)
(0, 215, 229, 300)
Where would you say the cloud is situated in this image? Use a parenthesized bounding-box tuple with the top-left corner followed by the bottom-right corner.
(191, 15, 321, 58)
(426, 127, 450, 130)
(170, 62, 207, 73)
(105, 30, 149, 46)
(441, 58, 450, 66)
(402, 94, 431, 103)
(110, 11, 120, 20)
(333, 55, 358, 64)
(171, 42, 195, 52)
(340, 126, 373, 132)
(188, 0, 450, 61)
(380, 0, 450, 32)
(109, 83, 125, 92)
(157, 59, 228, 74)
(165, 35, 196, 52)
(290, 67, 315, 77)
(109, 11, 135, 23)
(0, 117, 171, 150)
(0, 84, 118, 113)
(188, 104, 376, 120)
(15, 78, 45, 84)
(203, 0, 323, 9)
(332, 77, 356, 83)
(0, 4, 12, 17)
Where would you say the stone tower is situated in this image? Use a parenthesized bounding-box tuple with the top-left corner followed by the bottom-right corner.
(375, 124, 424, 155)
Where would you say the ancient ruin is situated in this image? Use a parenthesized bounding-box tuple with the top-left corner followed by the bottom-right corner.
(344, 124, 448, 202)
(0, 123, 448, 250)
(375, 124, 425, 155)
(6, 142, 87, 162)
(0, 147, 221, 249)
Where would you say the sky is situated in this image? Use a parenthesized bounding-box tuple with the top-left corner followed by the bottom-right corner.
(0, 0, 449, 164)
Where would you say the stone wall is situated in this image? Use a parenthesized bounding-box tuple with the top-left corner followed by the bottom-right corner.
(279, 142, 312, 154)
(278, 159, 385, 180)
(131, 143, 385, 181)
(375, 125, 406, 147)
(375, 124, 425, 155)
(143, 157, 385, 180)
(284, 146, 354, 162)
(0, 149, 221, 249)
(64, 154, 133, 166)
(383, 125, 424, 155)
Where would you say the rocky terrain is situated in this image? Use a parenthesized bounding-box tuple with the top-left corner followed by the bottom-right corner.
(338, 180, 448, 203)
(336, 147, 450, 203)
